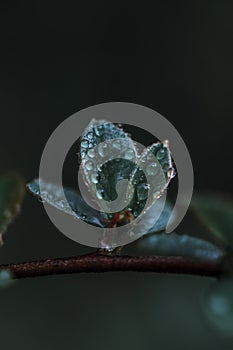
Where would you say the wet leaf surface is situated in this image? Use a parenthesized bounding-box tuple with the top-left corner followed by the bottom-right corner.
(27, 179, 108, 228)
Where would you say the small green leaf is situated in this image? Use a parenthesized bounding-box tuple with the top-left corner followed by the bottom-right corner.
(191, 192, 233, 247)
(126, 140, 175, 217)
(27, 179, 108, 227)
(123, 232, 225, 262)
(0, 172, 25, 235)
(78, 119, 137, 214)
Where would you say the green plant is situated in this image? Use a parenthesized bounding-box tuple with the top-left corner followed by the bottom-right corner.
(0, 121, 233, 335)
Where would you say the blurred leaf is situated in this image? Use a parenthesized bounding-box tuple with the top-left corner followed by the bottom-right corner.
(27, 179, 108, 227)
(191, 192, 233, 247)
(203, 278, 233, 336)
(0, 269, 14, 288)
(124, 232, 225, 262)
(0, 172, 25, 235)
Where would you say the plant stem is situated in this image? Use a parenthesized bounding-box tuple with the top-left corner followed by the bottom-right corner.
(0, 253, 223, 279)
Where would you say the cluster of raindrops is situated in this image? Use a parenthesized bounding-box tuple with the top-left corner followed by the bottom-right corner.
(126, 142, 174, 219)
(27, 179, 108, 228)
(79, 120, 137, 212)
(78, 119, 175, 226)
(79, 121, 127, 160)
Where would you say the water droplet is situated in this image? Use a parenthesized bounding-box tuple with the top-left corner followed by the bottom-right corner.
(157, 148, 165, 160)
(87, 149, 95, 158)
(98, 142, 108, 157)
(112, 140, 121, 150)
(137, 183, 149, 201)
(81, 150, 87, 159)
(146, 162, 158, 176)
(96, 189, 104, 199)
(91, 173, 98, 184)
(81, 140, 89, 149)
(146, 153, 154, 162)
(94, 125, 103, 137)
(87, 132, 94, 141)
(120, 139, 129, 151)
(124, 149, 135, 160)
(97, 163, 103, 172)
(85, 160, 93, 171)
(133, 211, 138, 217)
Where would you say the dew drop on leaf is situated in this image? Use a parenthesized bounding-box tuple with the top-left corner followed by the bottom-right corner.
(146, 162, 158, 176)
(94, 125, 103, 137)
(87, 149, 95, 158)
(112, 140, 121, 150)
(85, 161, 93, 171)
(137, 183, 149, 201)
(96, 189, 104, 199)
(81, 140, 89, 149)
(98, 142, 108, 157)
(91, 173, 98, 184)
(86, 132, 94, 141)
(124, 149, 135, 160)
(156, 148, 165, 160)
(81, 150, 87, 159)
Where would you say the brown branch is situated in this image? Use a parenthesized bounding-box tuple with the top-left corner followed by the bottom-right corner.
(0, 253, 223, 279)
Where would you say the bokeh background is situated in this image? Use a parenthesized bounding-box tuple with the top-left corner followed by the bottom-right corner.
(0, 1, 233, 349)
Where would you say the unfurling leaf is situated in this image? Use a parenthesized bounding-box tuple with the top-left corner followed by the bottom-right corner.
(78, 119, 175, 228)
(0, 172, 25, 236)
(27, 179, 108, 228)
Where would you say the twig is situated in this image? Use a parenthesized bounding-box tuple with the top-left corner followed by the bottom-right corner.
(0, 253, 223, 279)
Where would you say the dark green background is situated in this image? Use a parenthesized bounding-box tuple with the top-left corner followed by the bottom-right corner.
(0, 1, 232, 349)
